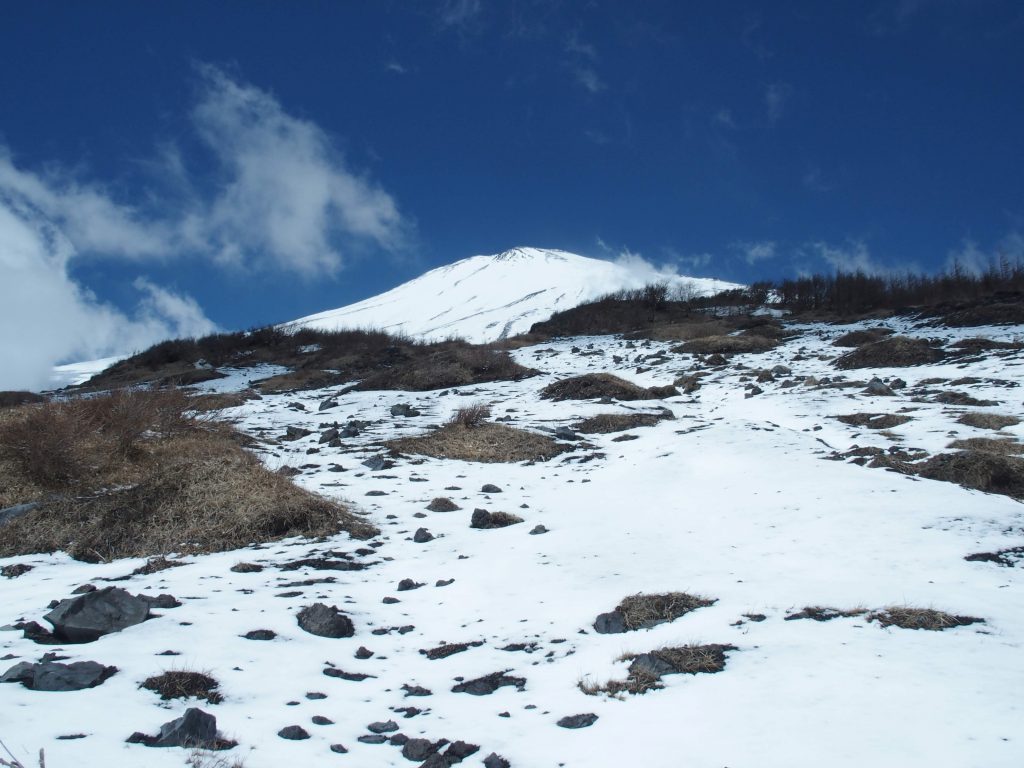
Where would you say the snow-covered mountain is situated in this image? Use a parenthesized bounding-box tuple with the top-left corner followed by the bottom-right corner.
(284, 247, 739, 342)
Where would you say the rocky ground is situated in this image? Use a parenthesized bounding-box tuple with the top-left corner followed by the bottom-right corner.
(3, 315, 1024, 767)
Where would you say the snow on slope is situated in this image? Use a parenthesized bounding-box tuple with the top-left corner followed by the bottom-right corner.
(4, 316, 1024, 767)
(285, 247, 739, 342)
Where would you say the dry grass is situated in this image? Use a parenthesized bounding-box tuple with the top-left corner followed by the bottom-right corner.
(866, 606, 983, 630)
(447, 403, 491, 428)
(0, 390, 376, 560)
(637, 644, 735, 675)
(0, 392, 47, 410)
(540, 373, 677, 402)
(387, 422, 567, 463)
(784, 606, 866, 622)
(957, 412, 1021, 430)
(834, 336, 945, 369)
(915, 450, 1024, 500)
(832, 327, 894, 347)
(141, 670, 224, 704)
(640, 320, 733, 342)
(674, 335, 779, 355)
(186, 750, 247, 768)
(578, 669, 664, 698)
(835, 413, 913, 430)
(947, 437, 1024, 455)
(616, 592, 716, 630)
(572, 411, 673, 434)
(187, 391, 257, 413)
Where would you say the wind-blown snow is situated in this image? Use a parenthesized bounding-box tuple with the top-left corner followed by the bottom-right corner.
(284, 247, 739, 342)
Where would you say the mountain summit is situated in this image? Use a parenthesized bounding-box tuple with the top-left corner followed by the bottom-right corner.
(285, 247, 737, 342)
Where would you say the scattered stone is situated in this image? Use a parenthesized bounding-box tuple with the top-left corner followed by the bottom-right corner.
(306, 692, 327, 700)
(391, 403, 422, 417)
(358, 734, 388, 744)
(1, 660, 117, 691)
(383, 597, 401, 604)
(397, 578, 424, 591)
(278, 725, 310, 740)
(362, 455, 395, 471)
(319, 427, 340, 443)
(297, 604, 355, 638)
(481, 484, 503, 493)
(483, 754, 511, 768)
(283, 426, 313, 441)
(557, 713, 598, 729)
(403, 737, 445, 761)
(863, 378, 895, 397)
(230, 562, 263, 573)
(470, 509, 523, 529)
(242, 629, 276, 641)
(355, 646, 374, 659)
(529, 525, 548, 535)
(420, 641, 483, 660)
(451, 671, 526, 695)
(330, 743, 349, 754)
(318, 398, 338, 411)
(402, 683, 432, 697)
(443, 741, 480, 761)
(323, 668, 374, 681)
(1, 564, 32, 579)
(312, 716, 334, 725)
(368, 720, 399, 734)
(436, 579, 455, 587)
(413, 528, 435, 543)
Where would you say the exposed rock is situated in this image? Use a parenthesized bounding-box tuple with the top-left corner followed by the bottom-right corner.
(242, 629, 276, 641)
(230, 562, 263, 573)
(318, 398, 339, 411)
(355, 646, 374, 659)
(529, 525, 549, 535)
(297, 604, 355, 638)
(481, 483, 503, 493)
(593, 610, 627, 634)
(397, 578, 424, 591)
(451, 671, 526, 695)
(283, 426, 313, 441)
(1, 660, 117, 691)
(1, 564, 32, 579)
(413, 528, 435, 543)
(427, 497, 460, 512)
(44, 587, 152, 643)
(358, 734, 388, 744)
(132, 707, 226, 749)
(483, 754, 511, 768)
(362, 455, 395, 471)
(403, 737, 445, 761)
(863, 378, 895, 397)
(312, 715, 334, 725)
(367, 720, 399, 734)
(319, 427, 340, 443)
(391, 403, 422, 417)
(470, 509, 523, 529)
(278, 725, 310, 740)
(557, 713, 598, 729)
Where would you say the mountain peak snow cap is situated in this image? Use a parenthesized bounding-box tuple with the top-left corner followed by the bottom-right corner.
(490, 246, 573, 262)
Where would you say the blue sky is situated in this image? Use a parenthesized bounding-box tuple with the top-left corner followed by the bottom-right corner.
(1, 1, 1023, 386)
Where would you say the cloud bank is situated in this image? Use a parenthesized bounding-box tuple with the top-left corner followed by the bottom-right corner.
(0, 64, 407, 390)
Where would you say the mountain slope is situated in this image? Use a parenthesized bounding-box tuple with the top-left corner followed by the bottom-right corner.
(284, 247, 738, 342)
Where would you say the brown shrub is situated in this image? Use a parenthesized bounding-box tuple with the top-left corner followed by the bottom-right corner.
(946, 437, 1024, 455)
(356, 347, 536, 392)
(387, 423, 567, 463)
(635, 644, 736, 675)
(0, 391, 47, 409)
(616, 592, 716, 630)
(674, 335, 779, 355)
(835, 413, 913, 430)
(957, 412, 1020, 430)
(573, 411, 673, 434)
(834, 336, 945, 369)
(141, 670, 223, 704)
(832, 327, 894, 347)
(949, 337, 1023, 352)
(540, 373, 677, 402)
(866, 607, 983, 630)
(447, 403, 491, 428)
(915, 451, 1024, 500)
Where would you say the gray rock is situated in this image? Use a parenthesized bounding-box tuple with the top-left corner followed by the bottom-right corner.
(358, 734, 388, 744)
(557, 713, 598, 729)
(362, 455, 394, 471)
(330, 744, 348, 753)
(319, 427, 340, 443)
(451, 671, 526, 696)
(367, 720, 399, 734)
(593, 610, 627, 634)
(1, 660, 117, 691)
(864, 378, 895, 396)
(318, 399, 339, 411)
(44, 587, 151, 643)
(0, 501, 40, 527)
(397, 579, 424, 591)
(283, 426, 313, 441)
(242, 629, 276, 641)
(771, 365, 792, 375)
(627, 653, 677, 678)
(481, 484, 502, 493)
(413, 528, 434, 543)
(154, 708, 218, 748)
(391, 404, 422, 417)
(529, 525, 548, 535)
(483, 754, 511, 768)
(296, 603, 354, 638)
(278, 725, 310, 740)
(444, 741, 480, 761)
(553, 426, 578, 441)
(403, 737, 444, 761)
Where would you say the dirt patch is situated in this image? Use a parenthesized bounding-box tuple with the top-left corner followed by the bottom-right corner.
(932, 391, 999, 407)
(965, 546, 1024, 567)
(835, 336, 945, 369)
(573, 411, 673, 434)
(832, 327, 895, 347)
(940, 302, 1024, 327)
(835, 413, 913, 430)
(784, 606, 865, 622)
(947, 437, 1024, 455)
(387, 422, 568, 463)
(866, 607, 983, 630)
(673, 335, 779, 355)
(141, 670, 223, 704)
(540, 374, 677, 402)
(956, 412, 1020, 430)
(915, 450, 1024, 500)
(0, 391, 376, 560)
(419, 641, 484, 660)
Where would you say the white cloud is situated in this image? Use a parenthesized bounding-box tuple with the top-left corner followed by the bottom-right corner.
(764, 82, 793, 122)
(438, 0, 482, 30)
(385, 61, 408, 74)
(734, 240, 776, 265)
(0, 203, 217, 391)
(713, 108, 737, 129)
(807, 239, 891, 275)
(947, 232, 1024, 276)
(573, 66, 605, 94)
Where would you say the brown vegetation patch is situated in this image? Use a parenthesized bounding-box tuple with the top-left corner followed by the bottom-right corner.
(947, 437, 1024, 455)
(915, 451, 1024, 500)
(835, 336, 945, 369)
(540, 373, 677, 402)
(784, 606, 866, 622)
(447, 403, 491, 428)
(187, 391, 257, 413)
(941, 302, 1024, 327)
(949, 337, 1024, 353)
(835, 413, 913, 430)
(632, 644, 736, 675)
(617, 592, 716, 631)
(673, 335, 779, 355)
(957, 412, 1020, 430)
(832, 327, 895, 347)
(573, 411, 673, 434)
(0, 390, 376, 560)
(141, 670, 223, 704)
(0, 391, 47, 409)
(866, 607, 983, 630)
(639, 320, 733, 342)
(387, 422, 567, 463)
(932, 391, 999, 407)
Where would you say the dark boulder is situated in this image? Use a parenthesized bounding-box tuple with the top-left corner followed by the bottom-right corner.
(451, 671, 526, 696)
(44, 587, 151, 643)
(593, 610, 627, 634)
(557, 713, 598, 729)
(413, 528, 434, 543)
(297, 603, 355, 638)
(278, 725, 310, 740)
(1, 660, 117, 691)
(391, 403, 422, 417)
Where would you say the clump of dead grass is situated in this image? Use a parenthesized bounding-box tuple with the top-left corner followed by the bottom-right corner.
(0, 391, 47, 410)
(0, 389, 376, 560)
(915, 450, 1024, 500)
(947, 437, 1024, 455)
(572, 411, 673, 434)
(835, 413, 913, 430)
(866, 606, 983, 630)
(673, 335, 779, 355)
(387, 422, 567, 463)
(540, 373, 677, 402)
(784, 606, 866, 622)
(447, 403, 491, 428)
(616, 592, 716, 630)
(957, 412, 1021, 430)
(141, 669, 224, 704)
(834, 336, 945, 369)
(832, 327, 894, 347)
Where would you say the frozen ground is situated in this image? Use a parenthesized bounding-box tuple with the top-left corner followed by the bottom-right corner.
(4, 316, 1024, 767)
